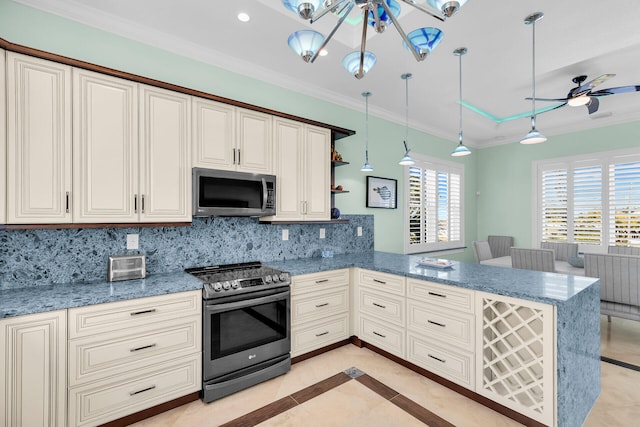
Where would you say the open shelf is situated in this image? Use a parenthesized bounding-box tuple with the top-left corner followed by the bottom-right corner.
(331, 190, 350, 194)
(332, 160, 349, 167)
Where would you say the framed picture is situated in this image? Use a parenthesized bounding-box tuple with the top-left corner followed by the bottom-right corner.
(366, 176, 397, 209)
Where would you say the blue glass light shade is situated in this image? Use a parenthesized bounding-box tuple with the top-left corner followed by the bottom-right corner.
(288, 30, 325, 62)
(342, 51, 377, 78)
(520, 128, 547, 144)
(403, 27, 443, 60)
(282, 0, 321, 19)
(451, 142, 471, 156)
(367, 0, 401, 33)
(426, 0, 468, 18)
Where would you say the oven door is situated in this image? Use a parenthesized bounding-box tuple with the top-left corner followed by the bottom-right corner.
(203, 286, 290, 380)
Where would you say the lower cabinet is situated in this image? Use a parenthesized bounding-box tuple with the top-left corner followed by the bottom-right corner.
(0, 310, 67, 427)
(67, 290, 201, 427)
(291, 269, 350, 357)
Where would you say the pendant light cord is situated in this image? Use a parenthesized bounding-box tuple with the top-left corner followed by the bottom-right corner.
(531, 19, 537, 127)
(405, 75, 409, 143)
(458, 52, 463, 143)
(365, 94, 369, 162)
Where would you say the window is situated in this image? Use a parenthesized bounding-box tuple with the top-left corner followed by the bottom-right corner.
(534, 149, 640, 251)
(405, 154, 464, 253)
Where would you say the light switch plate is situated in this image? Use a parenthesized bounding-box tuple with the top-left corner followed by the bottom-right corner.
(319, 228, 325, 239)
(126, 234, 139, 250)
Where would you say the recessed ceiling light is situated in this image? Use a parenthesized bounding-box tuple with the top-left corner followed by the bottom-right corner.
(237, 12, 250, 22)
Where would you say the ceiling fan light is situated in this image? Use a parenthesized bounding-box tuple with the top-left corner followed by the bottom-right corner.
(403, 28, 444, 61)
(342, 51, 377, 78)
(520, 128, 547, 144)
(426, 0, 468, 18)
(282, 0, 321, 19)
(288, 30, 325, 62)
(568, 95, 591, 107)
(368, 0, 401, 33)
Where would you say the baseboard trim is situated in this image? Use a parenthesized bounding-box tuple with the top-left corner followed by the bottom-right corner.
(97, 391, 199, 427)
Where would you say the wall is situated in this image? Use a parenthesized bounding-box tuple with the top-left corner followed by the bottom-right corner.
(0, 215, 373, 289)
(0, 1, 478, 258)
(476, 121, 640, 249)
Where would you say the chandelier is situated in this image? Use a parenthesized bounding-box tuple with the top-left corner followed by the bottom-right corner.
(284, 0, 468, 79)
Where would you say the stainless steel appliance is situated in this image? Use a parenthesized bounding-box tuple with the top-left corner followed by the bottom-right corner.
(186, 262, 291, 403)
(192, 168, 276, 217)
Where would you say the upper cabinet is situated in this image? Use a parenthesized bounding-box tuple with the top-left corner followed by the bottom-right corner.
(262, 118, 330, 222)
(0, 50, 5, 225)
(6, 52, 72, 224)
(193, 97, 272, 174)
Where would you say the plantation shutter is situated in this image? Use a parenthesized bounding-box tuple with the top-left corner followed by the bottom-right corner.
(541, 167, 568, 242)
(573, 164, 602, 245)
(609, 160, 640, 246)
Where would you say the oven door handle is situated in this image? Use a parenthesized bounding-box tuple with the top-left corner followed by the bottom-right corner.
(205, 288, 289, 314)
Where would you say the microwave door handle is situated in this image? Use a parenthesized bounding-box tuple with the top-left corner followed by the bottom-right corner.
(262, 178, 268, 210)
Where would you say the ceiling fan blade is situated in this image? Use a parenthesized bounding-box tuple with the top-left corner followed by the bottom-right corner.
(525, 97, 569, 102)
(587, 97, 599, 114)
(591, 85, 640, 97)
(575, 73, 616, 94)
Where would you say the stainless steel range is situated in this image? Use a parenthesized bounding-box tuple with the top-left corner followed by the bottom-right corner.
(186, 262, 291, 403)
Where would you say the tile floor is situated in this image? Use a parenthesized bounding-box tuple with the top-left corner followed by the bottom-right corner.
(132, 315, 640, 426)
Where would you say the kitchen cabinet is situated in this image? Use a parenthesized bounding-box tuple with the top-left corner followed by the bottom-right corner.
(67, 290, 201, 427)
(0, 310, 67, 427)
(291, 269, 350, 357)
(263, 118, 330, 221)
(6, 52, 72, 224)
(73, 69, 191, 223)
(192, 97, 272, 174)
(0, 49, 5, 224)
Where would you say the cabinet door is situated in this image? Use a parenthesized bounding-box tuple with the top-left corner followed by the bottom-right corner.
(6, 52, 72, 223)
(0, 49, 5, 224)
(237, 108, 272, 173)
(304, 125, 330, 220)
(192, 97, 235, 170)
(0, 310, 66, 427)
(139, 85, 191, 222)
(269, 117, 304, 220)
(73, 69, 138, 222)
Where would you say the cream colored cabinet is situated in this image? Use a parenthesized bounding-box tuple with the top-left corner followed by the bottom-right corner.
(475, 291, 555, 426)
(0, 310, 67, 427)
(6, 52, 72, 224)
(355, 269, 406, 358)
(0, 49, 5, 224)
(192, 97, 272, 173)
(406, 278, 475, 389)
(263, 118, 330, 221)
(67, 290, 201, 427)
(291, 269, 350, 357)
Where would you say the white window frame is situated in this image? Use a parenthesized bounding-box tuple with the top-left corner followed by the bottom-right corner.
(403, 153, 465, 254)
(532, 147, 640, 253)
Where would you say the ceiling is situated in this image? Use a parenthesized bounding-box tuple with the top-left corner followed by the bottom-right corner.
(14, 0, 640, 148)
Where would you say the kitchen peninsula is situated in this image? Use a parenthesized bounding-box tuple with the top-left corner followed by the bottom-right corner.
(0, 251, 599, 427)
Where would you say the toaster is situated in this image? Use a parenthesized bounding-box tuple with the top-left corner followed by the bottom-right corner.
(107, 254, 146, 282)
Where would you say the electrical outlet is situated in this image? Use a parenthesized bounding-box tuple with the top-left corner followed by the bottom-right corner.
(126, 234, 139, 250)
(282, 229, 289, 241)
(357, 227, 363, 237)
(319, 228, 325, 239)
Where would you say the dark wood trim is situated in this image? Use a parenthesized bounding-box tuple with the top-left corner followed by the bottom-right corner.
(350, 335, 364, 348)
(0, 37, 355, 140)
(2, 222, 192, 230)
(259, 219, 349, 225)
(291, 339, 350, 364)
(290, 372, 351, 404)
(97, 391, 199, 427)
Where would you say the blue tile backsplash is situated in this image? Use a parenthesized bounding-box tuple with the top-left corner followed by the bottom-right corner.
(0, 215, 373, 289)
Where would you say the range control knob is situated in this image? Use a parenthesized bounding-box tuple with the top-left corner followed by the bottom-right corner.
(264, 275, 273, 283)
(279, 273, 289, 282)
(212, 282, 222, 292)
(231, 280, 239, 289)
(222, 281, 231, 290)
(272, 274, 280, 282)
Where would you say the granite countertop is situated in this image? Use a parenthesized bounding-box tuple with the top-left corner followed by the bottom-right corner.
(1, 251, 599, 319)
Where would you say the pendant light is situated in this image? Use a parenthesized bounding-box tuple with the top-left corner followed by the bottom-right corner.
(360, 91, 374, 172)
(399, 73, 415, 166)
(451, 47, 471, 157)
(520, 12, 547, 145)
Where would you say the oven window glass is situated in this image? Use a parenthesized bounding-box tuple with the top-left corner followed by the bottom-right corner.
(210, 299, 287, 358)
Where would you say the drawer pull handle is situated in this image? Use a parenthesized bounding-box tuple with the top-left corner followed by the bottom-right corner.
(315, 303, 329, 308)
(130, 385, 156, 396)
(428, 291, 447, 298)
(315, 331, 329, 337)
(130, 309, 157, 316)
(372, 302, 386, 309)
(373, 331, 386, 338)
(315, 279, 329, 283)
(428, 354, 446, 363)
(427, 320, 446, 328)
(373, 279, 387, 284)
(130, 344, 157, 352)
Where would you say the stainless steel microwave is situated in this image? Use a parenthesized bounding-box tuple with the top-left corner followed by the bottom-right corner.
(192, 168, 276, 217)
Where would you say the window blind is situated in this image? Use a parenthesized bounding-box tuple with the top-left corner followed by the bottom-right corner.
(609, 160, 640, 246)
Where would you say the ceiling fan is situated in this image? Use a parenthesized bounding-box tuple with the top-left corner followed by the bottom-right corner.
(527, 74, 640, 114)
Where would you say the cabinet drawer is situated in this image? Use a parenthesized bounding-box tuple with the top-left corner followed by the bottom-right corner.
(359, 315, 405, 358)
(291, 314, 349, 357)
(358, 288, 404, 326)
(292, 287, 348, 326)
(291, 269, 350, 295)
(68, 290, 201, 338)
(68, 353, 200, 427)
(406, 279, 474, 314)
(407, 299, 474, 351)
(69, 315, 200, 386)
(406, 331, 474, 389)
(358, 269, 405, 296)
